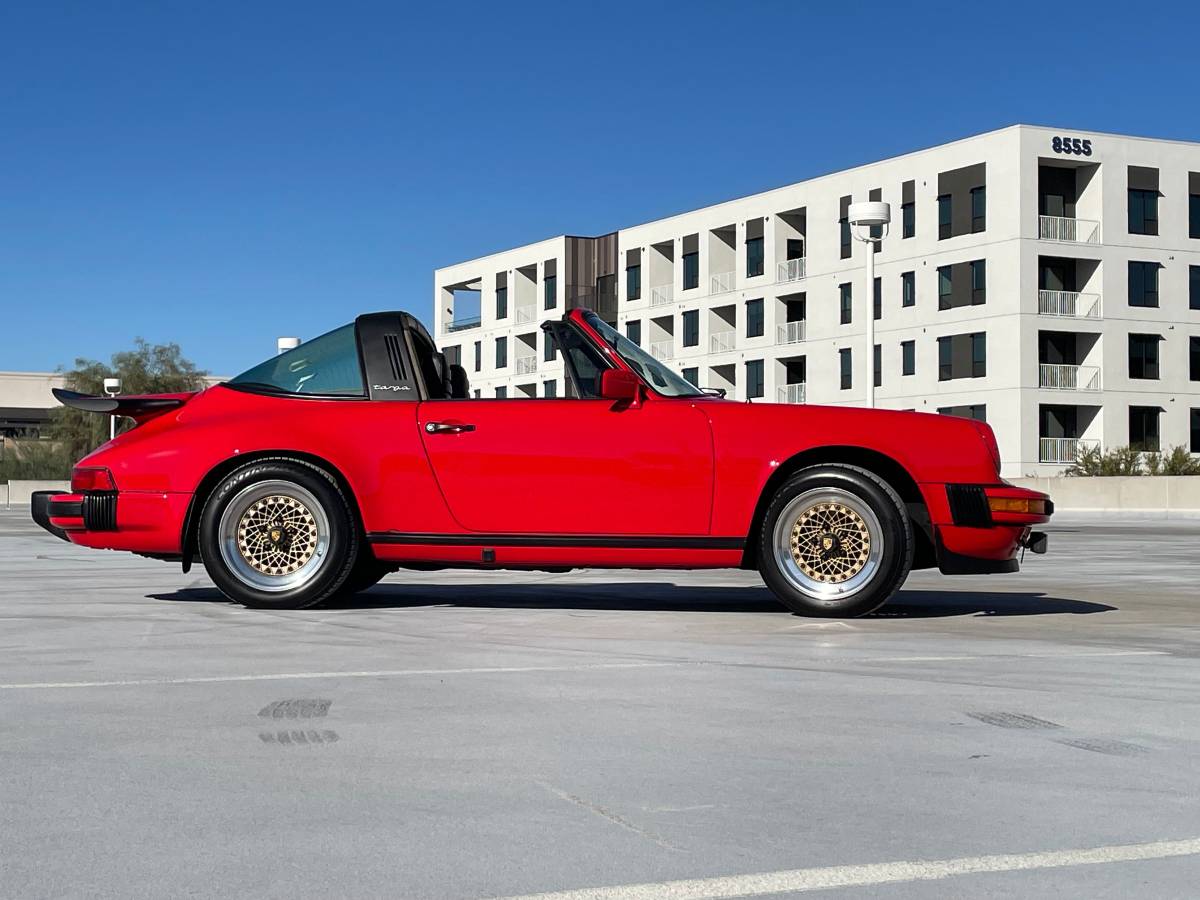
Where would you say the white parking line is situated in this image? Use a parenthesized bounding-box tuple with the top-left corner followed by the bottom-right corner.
(487, 837, 1200, 900)
(0, 661, 684, 691)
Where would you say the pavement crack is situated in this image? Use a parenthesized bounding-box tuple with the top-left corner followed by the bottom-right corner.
(536, 781, 683, 852)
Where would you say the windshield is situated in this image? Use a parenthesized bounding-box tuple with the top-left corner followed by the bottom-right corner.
(581, 312, 703, 398)
(228, 324, 365, 396)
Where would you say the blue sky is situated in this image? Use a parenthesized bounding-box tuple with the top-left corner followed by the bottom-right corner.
(3, 0, 1197, 375)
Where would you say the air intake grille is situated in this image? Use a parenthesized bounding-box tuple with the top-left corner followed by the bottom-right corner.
(83, 492, 118, 531)
(383, 334, 406, 381)
(946, 484, 991, 527)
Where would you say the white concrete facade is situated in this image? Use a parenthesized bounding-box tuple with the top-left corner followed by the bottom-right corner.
(433, 125, 1200, 476)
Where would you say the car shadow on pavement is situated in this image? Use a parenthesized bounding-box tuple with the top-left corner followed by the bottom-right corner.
(149, 584, 1115, 617)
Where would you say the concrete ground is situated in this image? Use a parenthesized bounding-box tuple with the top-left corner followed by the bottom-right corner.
(2, 509, 1199, 899)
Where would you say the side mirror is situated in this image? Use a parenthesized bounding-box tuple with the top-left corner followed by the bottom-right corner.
(600, 369, 640, 403)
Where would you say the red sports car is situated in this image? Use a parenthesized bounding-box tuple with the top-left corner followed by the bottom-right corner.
(33, 309, 1051, 617)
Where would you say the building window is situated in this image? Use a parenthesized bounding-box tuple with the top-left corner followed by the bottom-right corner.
(1128, 188, 1159, 236)
(683, 252, 699, 290)
(840, 216, 851, 259)
(473, 340, 482, 372)
(495, 386, 507, 399)
(746, 237, 764, 278)
(746, 298, 764, 338)
(1129, 261, 1160, 308)
(902, 271, 915, 307)
(938, 266, 952, 310)
(1192, 189, 1200, 239)
(901, 340, 915, 376)
(682, 309, 699, 347)
(626, 264, 641, 301)
(544, 331, 556, 362)
(682, 366, 699, 386)
(938, 194, 951, 240)
(745, 359, 764, 398)
(902, 201, 915, 239)
(1129, 406, 1160, 452)
(840, 282, 853, 324)
(873, 277, 882, 321)
(840, 348, 852, 390)
(625, 320, 641, 346)
(543, 379, 557, 398)
(971, 259, 986, 305)
(938, 404, 986, 422)
(971, 186, 986, 232)
(495, 286, 508, 319)
(938, 332, 986, 380)
(544, 274, 557, 310)
(873, 344, 881, 387)
(1192, 409, 1200, 453)
(1191, 265, 1199, 310)
(1191, 336, 1200, 381)
(495, 337, 508, 368)
(1129, 334, 1160, 380)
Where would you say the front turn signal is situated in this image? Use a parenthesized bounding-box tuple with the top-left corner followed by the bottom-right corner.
(987, 496, 1046, 516)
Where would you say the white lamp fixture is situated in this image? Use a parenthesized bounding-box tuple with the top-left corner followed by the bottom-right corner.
(847, 201, 891, 408)
(103, 377, 121, 440)
(277, 337, 301, 355)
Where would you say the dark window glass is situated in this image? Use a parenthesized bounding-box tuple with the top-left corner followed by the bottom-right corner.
(938, 194, 951, 240)
(971, 259, 986, 305)
(971, 186, 986, 232)
(746, 298, 764, 338)
(938, 332, 986, 380)
(938, 404, 986, 422)
(495, 386, 507, 399)
(1130, 406, 1160, 452)
(1192, 409, 1200, 453)
(873, 277, 882, 320)
(902, 201, 915, 238)
(873, 344, 881, 387)
(901, 340, 915, 376)
(972, 332, 987, 377)
(1129, 334, 1160, 380)
(444, 345, 461, 368)
(902, 271, 915, 307)
(229, 324, 364, 396)
(495, 336, 507, 368)
(682, 252, 699, 290)
(625, 320, 641, 346)
(1191, 265, 1200, 310)
(786, 238, 805, 260)
(473, 340, 481, 372)
(840, 282, 852, 324)
(544, 274, 557, 310)
(840, 348, 852, 390)
(840, 217, 851, 259)
(543, 379, 556, 398)
(745, 360, 764, 398)
(682, 310, 699, 347)
(626, 264, 641, 301)
(496, 286, 508, 319)
(1129, 261, 1160, 307)
(554, 321, 612, 399)
(544, 330, 556, 362)
(746, 237, 764, 278)
(1191, 336, 1200, 381)
(938, 266, 952, 310)
(1191, 193, 1200, 240)
(682, 367, 699, 387)
(1128, 189, 1159, 236)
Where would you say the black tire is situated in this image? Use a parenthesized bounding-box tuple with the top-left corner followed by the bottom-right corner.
(342, 557, 395, 595)
(757, 464, 912, 618)
(198, 459, 359, 609)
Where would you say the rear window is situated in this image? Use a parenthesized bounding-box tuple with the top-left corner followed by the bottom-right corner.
(228, 324, 364, 396)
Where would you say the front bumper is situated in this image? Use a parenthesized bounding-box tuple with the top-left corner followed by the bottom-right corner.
(925, 482, 1053, 575)
(30, 489, 190, 554)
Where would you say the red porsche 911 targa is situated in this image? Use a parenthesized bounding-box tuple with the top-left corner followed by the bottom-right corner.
(33, 309, 1051, 617)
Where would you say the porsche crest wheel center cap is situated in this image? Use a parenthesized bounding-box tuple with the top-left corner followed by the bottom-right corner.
(789, 501, 872, 584)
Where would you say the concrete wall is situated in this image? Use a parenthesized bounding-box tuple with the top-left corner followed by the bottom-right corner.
(3, 480, 71, 506)
(1010, 476, 1200, 516)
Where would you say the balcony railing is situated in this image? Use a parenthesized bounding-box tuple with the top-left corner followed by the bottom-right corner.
(777, 258, 807, 283)
(649, 284, 674, 307)
(710, 271, 735, 295)
(1038, 290, 1102, 319)
(514, 306, 536, 325)
(445, 316, 482, 333)
(1039, 437, 1100, 465)
(1039, 363, 1101, 391)
(1038, 215, 1100, 244)
(649, 340, 674, 361)
(710, 330, 736, 354)
(776, 321, 806, 344)
(777, 383, 807, 404)
(514, 356, 537, 375)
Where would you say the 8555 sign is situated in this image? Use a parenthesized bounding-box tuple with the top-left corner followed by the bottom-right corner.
(1051, 136, 1093, 156)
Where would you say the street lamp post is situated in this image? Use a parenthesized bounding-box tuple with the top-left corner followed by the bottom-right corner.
(847, 201, 891, 408)
(103, 377, 121, 441)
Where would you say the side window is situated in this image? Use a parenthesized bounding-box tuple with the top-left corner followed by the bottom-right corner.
(548, 323, 611, 399)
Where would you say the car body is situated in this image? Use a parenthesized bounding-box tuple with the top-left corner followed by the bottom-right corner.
(33, 308, 1052, 615)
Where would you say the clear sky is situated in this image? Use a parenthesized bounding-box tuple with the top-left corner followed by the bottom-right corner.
(3, 0, 1197, 375)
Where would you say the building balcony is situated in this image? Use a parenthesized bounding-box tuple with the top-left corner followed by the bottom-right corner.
(776, 321, 806, 344)
(514, 306, 536, 325)
(445, 316, 482, 333)
(777, 383, 807, 404)
(649, 340, 674, 361)
(709, 330, 736, 354)
(777, 258, 807, 283)
(1039, 363, 1101, 392)
(1038, 215, 1100, 244)
(1038, 290, 1102, 320)
(514, 356, 537, 376)
(649, 284, 674, 307)
(1039, 437, 1100, 465)
(710, 271, 735, 295)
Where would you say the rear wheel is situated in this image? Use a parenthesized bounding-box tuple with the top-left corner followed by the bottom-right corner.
(758, 464, 912, 617)
(198, 460, 359, 609)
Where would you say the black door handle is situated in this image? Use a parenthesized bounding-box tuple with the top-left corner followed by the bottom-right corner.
(424, 421, 476, 434)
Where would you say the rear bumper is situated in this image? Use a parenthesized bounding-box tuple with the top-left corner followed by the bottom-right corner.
(923, 482, 1053, 575)
(30, 489, 190, 554)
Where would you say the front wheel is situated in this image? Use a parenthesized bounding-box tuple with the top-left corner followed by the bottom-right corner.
(198, 459, 359, 609)
(758, 464, 912, 618)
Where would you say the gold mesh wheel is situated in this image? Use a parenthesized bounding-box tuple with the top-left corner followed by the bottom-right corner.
(790, 501, 871, 584)
(236, 495, 319, 576)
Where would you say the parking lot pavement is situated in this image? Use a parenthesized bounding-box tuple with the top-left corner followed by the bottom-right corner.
(3, 509, 1199, 899)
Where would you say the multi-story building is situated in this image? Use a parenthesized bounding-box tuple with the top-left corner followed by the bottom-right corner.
(433, 125, 1200, 476)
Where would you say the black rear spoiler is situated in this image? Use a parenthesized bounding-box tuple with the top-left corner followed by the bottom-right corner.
(52, 388, 194, 422)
